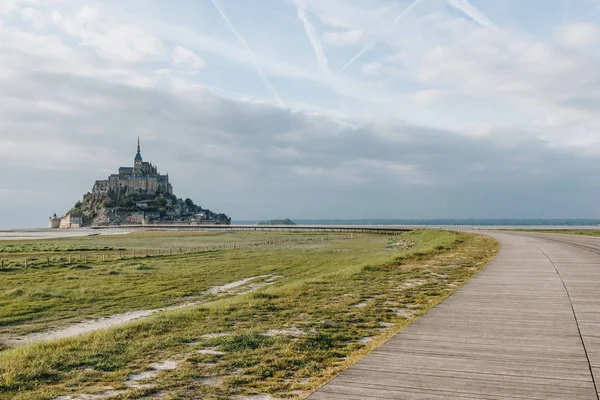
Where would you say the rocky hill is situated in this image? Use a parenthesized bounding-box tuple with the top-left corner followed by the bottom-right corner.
(65, 191, 230, 227)
(50, 140, 230, 228)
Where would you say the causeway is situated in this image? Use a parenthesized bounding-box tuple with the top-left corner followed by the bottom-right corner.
(309, 231, 600, 399)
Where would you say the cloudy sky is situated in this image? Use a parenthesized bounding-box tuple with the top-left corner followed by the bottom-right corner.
(1, 0, 600, 227)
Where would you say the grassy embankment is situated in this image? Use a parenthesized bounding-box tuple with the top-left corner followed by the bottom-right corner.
(0, 230, 498, 400)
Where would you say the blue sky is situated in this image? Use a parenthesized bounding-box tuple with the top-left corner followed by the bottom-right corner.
(1, 0, 600, 227)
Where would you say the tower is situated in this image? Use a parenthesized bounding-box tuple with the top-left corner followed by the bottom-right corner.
(134, 137, 143, 175)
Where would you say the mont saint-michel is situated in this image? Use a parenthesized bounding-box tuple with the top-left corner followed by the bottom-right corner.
(49, 139, 230, 228)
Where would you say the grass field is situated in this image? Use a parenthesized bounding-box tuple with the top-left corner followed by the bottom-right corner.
(0, 230, 498, 400)
(0, 231, 325, 261)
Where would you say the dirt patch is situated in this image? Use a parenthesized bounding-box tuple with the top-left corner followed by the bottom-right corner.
(126, 361, 178, 388)
(207, 275, 272, 296)
(198, 376, 226, 387)
(7, 310, 158, 346)
(393, 309, 414, 318)
(354, 300, 371, 308)
(263, 328, 305, 337)
(358, 336, 374, 344)
(403, 279, 426, 288)
(200, 332, 232, 339)
(391, 239, 416, 248)
(196, 348, 226, 355)
(54, 390, 125, 400)
(6, 275, 281, 347)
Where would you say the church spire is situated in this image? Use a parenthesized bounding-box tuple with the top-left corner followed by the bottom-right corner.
(134, 137, 143, 162)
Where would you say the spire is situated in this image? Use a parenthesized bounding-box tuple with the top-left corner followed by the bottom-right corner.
(134, 137, 143, 161)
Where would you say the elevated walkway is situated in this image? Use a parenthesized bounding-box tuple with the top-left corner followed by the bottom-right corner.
(309, 232, 600, 399)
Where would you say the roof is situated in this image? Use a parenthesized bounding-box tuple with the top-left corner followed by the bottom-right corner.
(135, 152, 143, 161)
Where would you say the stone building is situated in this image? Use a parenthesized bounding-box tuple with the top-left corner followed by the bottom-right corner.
(92, 138, 172, 199)
(48, 214, 61, 229)
(59, 213, 83, 229)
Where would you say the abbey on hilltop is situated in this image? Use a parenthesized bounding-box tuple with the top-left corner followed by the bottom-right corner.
(92, 138, 173, 198)
(49, 139, 230, 228)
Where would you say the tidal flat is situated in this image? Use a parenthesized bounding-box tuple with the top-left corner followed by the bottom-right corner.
(0, 230, 498, 399)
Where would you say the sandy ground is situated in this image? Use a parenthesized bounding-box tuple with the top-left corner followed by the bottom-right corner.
(0, 229, 133, 240)
(4, 275, 280, 347)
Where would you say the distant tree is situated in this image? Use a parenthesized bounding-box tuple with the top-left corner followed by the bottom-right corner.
(185, 198, 195, 208)
(156, 197, 167, 207)
(74, 201, 82, 208)
(159, 207, 167, 218)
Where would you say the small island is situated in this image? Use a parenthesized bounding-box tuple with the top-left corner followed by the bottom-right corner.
(49, 139, 230, 228)
(257, 218, 297, 226)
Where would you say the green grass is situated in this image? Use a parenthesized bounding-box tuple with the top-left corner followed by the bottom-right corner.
(0, 231, 327, 261)
(0, 230, 498, 400)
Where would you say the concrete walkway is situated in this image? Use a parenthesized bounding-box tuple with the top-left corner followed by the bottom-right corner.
(309, 232, 600, 399)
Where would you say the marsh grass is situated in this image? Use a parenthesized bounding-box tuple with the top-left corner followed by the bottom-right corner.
(0, 230, 498, 399)
(0, 231, 333, 260)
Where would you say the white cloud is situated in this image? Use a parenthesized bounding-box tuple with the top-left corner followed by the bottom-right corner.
(413, 89, 445, 106)
(171, 45, 206, 70)
(558, 21, 600, 47)
(361, 62, 381, 75)
(20, 6, 46, 29)
(295, 0, 330, 77)
(52, 6, 98, 37)
(0, 0, 18, 14)
(52, 6, 164, 63)
(84, 24, 164, 62)
(322, 29, 364, 46)
(447, 0, 495, 27)
(1, 0, 600, 225)
(210, 0, 284, 106)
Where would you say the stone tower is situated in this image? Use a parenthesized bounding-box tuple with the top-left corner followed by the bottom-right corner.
(134, 137, 143, 176)
(48, 213, 60, 229)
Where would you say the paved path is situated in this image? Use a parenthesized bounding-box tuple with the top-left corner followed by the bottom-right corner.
(309, 232, 600, 399)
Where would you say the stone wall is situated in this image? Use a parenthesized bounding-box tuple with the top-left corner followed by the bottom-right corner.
(59, 213, 82, 229)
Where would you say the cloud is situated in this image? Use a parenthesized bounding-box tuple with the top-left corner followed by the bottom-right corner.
(171, 45, 206, 70)
(339, 0, 425, 72)
(322, 29, 364, 46)
(1, 0, 600, 227)
(340, 44, 372, 72)
(412, 89, 445, 106)
(2, 58, 599, 225)
(210, 0, 285, 107)
(558, 21, 600, 47)
(52, 6, 165, 63)
(0, 0, 18, 14)
(84, 24, 165, 62)
(361, 62, 382, 76)
(294, 0, 330, 77)
(447, 0, 495, 27)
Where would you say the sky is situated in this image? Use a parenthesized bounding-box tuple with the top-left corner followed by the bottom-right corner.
(1, 0, 600, 227)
